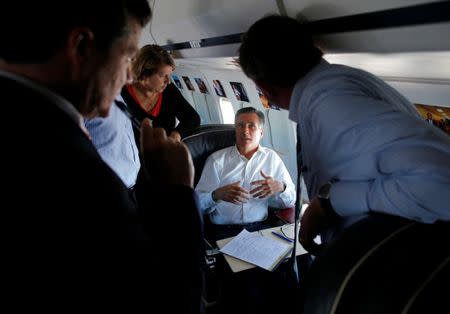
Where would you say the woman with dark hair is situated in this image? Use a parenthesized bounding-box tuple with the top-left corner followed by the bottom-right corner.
(122, 44, 200, 142)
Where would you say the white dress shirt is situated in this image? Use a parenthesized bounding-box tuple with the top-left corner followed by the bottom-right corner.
(195, 145, 296, 225)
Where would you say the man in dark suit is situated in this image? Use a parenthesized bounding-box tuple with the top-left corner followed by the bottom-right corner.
(425, 112, 439, 126)
(0, 1, 203, 312)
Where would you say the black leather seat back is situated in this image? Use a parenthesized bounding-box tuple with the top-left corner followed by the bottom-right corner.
(303, 214, 450, 314)
(182, 125, 236, 186)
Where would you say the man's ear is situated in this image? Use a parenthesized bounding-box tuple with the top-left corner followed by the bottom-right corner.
(255, 80, 275, 99)
(256, 80, 292, 110)
(66, 28, 95, 73)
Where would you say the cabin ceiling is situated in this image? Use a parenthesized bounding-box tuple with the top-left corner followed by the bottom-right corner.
(174, 51, 450, 83)
(141, 0, 450, 56)
(143, 0, 450, 82)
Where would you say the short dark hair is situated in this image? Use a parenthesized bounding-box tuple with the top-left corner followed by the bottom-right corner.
(132, 45, 175, 80)
(235, 107, 265, 127)
(239, 15, 323, 87)
(0, 0, 151, 63)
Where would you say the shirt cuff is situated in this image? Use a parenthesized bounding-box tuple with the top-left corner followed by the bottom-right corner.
(203, 194, 216, 214)
(195, 191, 216, 214)
(331, 181, 371, 216)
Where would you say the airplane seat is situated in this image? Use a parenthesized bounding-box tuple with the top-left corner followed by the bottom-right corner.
(302, 213, 450, 314)
(182, 123, 296, 225)
(182, 124, 236, 186)
(182, 124, 307, 308)
(181, 124, 234, 140)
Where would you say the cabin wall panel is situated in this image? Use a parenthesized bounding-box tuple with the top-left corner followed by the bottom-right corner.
(387, 81, 450, 108)
(173, 68, 222, 123)
(192, 93, 212, 124)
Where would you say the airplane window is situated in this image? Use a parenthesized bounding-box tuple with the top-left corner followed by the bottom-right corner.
(219, 98, 235, 124)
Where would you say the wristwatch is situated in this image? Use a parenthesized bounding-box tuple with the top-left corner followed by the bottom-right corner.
(281, 181, 287, 192)
(317, 182, 333, 213)
(212, 190, 218, 202)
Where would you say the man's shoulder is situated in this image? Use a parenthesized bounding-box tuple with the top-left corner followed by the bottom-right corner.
(208, 145, 235, 160)
(258, 145, 278, 156)
(258, 146, 287, 165)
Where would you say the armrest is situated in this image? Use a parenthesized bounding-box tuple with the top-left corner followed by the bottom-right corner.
(271, 207, 295, 224)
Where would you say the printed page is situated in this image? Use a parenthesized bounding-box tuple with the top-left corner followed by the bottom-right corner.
(219, 229, 292, 271)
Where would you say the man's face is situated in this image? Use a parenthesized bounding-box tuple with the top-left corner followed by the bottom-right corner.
(80, 19, 143, 118)
(235, 112, 263, 153)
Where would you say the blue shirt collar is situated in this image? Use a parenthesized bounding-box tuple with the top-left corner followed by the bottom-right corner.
(288, 58, 330, 123)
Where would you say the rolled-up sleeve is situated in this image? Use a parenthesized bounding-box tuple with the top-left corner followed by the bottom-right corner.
(268, 153, 296, 208)
(195, 156, 220, 214)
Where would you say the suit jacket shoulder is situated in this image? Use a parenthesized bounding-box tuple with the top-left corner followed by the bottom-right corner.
(2, 76, 204, 312)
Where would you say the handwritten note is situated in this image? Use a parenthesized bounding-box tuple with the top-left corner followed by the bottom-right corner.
(219, 229, 292, 271)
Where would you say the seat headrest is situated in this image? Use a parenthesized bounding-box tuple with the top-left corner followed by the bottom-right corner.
(303, 214, 450, 314)
(183, 126, 236, 186)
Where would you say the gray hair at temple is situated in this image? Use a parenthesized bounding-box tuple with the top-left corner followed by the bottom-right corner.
(235, 107, 265, 127)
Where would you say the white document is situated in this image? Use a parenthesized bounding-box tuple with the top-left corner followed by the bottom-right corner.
(219, 229, 292, 271)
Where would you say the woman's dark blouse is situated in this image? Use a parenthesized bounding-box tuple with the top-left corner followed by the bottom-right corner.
(121, 83, 200, 143)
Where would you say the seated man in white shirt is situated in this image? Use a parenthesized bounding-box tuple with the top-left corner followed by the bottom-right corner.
(195, 107, 296, 240)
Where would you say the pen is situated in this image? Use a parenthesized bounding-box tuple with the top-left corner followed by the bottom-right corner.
(271, 231, 294, 243)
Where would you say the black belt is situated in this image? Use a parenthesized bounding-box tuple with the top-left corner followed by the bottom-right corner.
(204, 214, 278, 241)
(216, 221, 263, 229)
(211, 221, 267, 239)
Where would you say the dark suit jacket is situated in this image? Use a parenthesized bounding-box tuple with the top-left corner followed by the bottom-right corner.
(1, 75, 204, 312)
(122, 83, 201, 141)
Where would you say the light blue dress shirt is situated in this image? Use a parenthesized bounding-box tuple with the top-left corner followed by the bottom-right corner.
(289, 59, 450, 224)
(195, 145, 296, 225)
(85, 96, 140, 188)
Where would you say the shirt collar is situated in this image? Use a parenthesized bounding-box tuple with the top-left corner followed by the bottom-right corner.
(0, 70, 90, 137)
(233, 144, 266, 160)
(288, 58, 330, 123)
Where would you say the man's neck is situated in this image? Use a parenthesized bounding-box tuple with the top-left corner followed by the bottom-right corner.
(0, 61, 59, 90)
(238, 145, 259, 160)
(275, 86, 294, 110)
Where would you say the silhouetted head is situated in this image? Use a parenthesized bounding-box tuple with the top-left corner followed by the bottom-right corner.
(239, 14, 323, 88)
(0, 0, 152, 118)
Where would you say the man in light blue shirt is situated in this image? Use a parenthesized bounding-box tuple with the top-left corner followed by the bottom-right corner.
(239, 15, 450, 252)
(85, 95, 140, 189)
